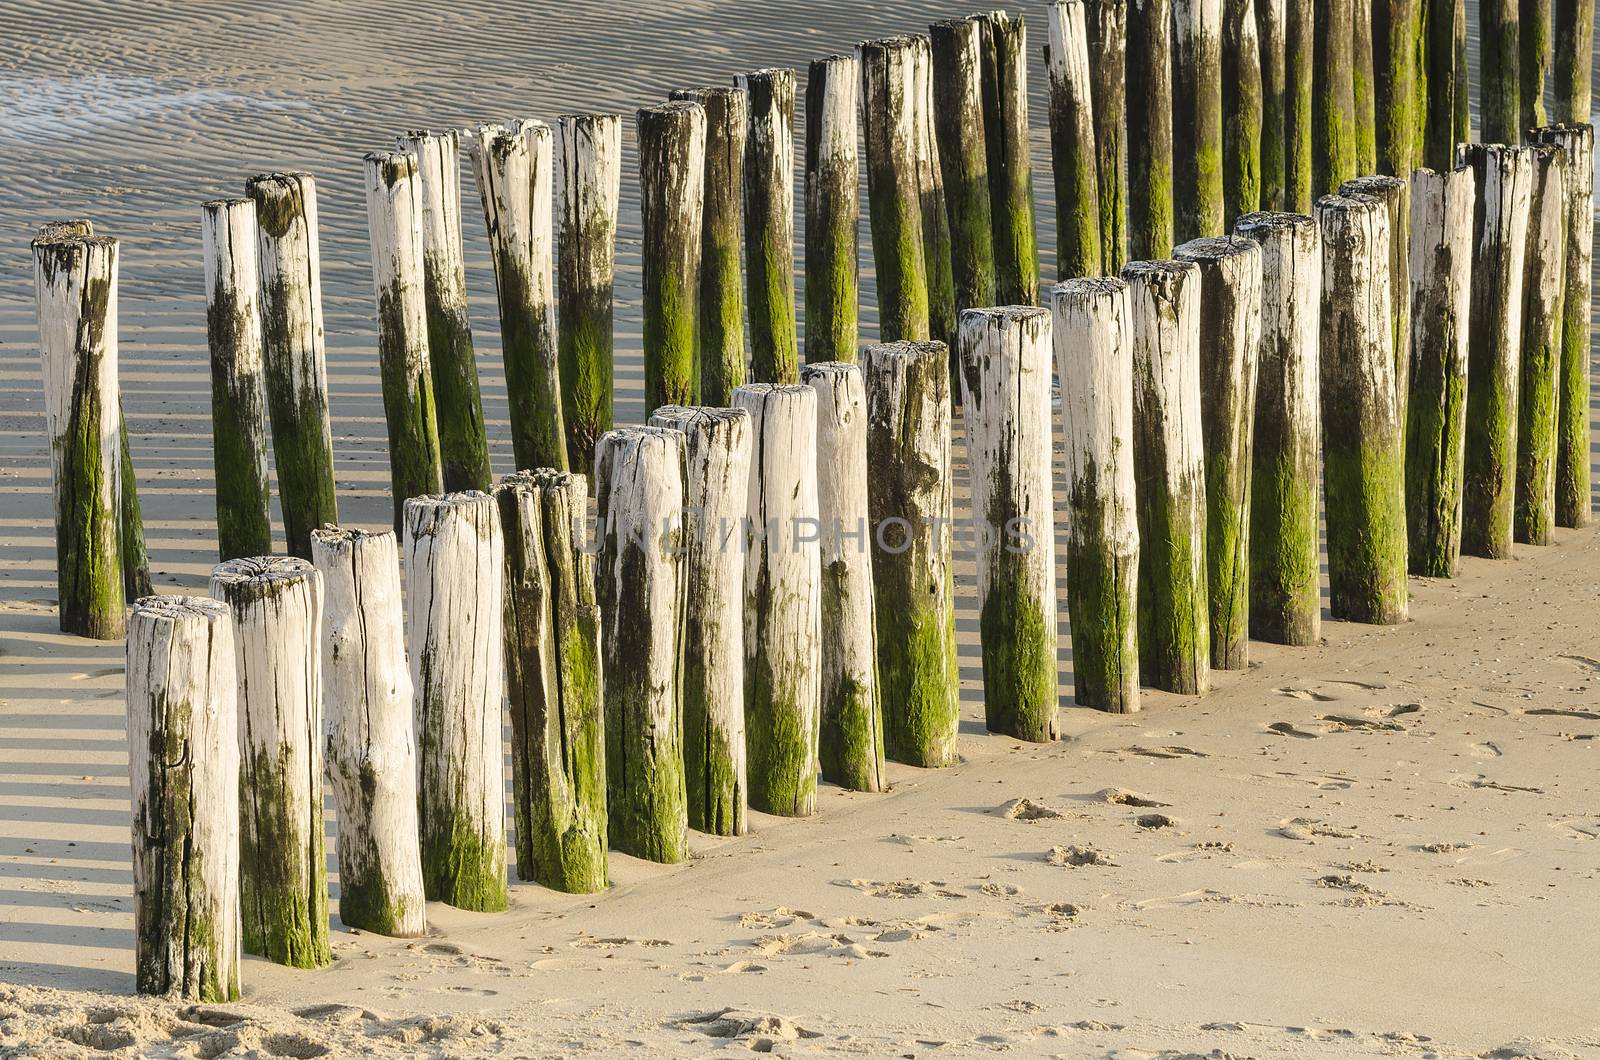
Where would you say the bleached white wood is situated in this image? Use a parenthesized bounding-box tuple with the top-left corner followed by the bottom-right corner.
(1514, 143, 1568, 545)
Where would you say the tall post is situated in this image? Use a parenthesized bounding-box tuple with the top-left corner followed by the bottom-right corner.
(1283, 0, 1315, 210)
(931, 17, 999, 308)
(1373, 0, 1417, 179)
(1352, 0, 1378, 173)
(1521, 0, 1552, 140)
(737, 68, 799, 384)
(1127, 0, 1175, 258)
(1258, 0, 1288, 210)
(209, 556, 330, 967)
(126, 597, 240, 1001)
(914, 35, 958, 349)
(1340, 175, 1411, 427)
(804, 56, 860, 365)
(859, 36, 931, 341)
(1222, 0, 1263, 225)
(244, 172, 338, 558)
(1084, 0, 1129, 268)
(1423, 0, 1462, 172)
(1044, 1, 1103, 278)
(980, 12, 1040, 304)
(1551, 0, 1594, 122)
(1481, 0, 1522, 145)
(637, 101, 706, 414)
(1453, 0, 1471, 143)
(1312, 0, 1356, 197)
(1173, 0, 1226, 240)
(1514, 143, 1568, 546)
(957, 307, 1059, 741)
(118, 413, 152, 602)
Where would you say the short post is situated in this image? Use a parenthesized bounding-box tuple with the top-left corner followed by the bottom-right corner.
(244, 172, 339, 558)
(1551, 0, 1594, 122)
(956, 307, 1059, 741)
(1221, 0, 1263, 225)
(403, 492, 508, 911)
(469, 121, 567, 472)
(1084, 0, 1129, 269)
(1372, 0, 1416, 178)
(1123, 259, 1210, 693)
(32, 230, 124, 639)
(118, 415, 152, 602)
(1051, 279, 1141, 711)
(1044, 1, 1103, 278)
(209, 556, 330, 967)
(1423, 0, 1462, 171)
(1458, 143, 1533, 559)
(1282, 0, 1315, 210)
(555, 114, 622, 476)
(1351, 0, 1378, 172)
(637, 101, 707, 413)
(1316, 194, 1407, 623)
(1514, 142, 1568, 546)
(862, 340, 960, 766)
(399, 129, 492, 492)
(736, 68, 799, 384)
(1404, 165, 1477, 576)
(1480, 0, 1521, 144)
(1340, 175, 1410, 426)
(595, 427, 689, 862)
(1258, 0, 1288, 210)
(126, 596, 240, 1000)
(202, 199, 273, 561)
(931, 17, 999, 310)
(1173, 236, 1262, 670)
(646, 406, 751, 834)
(1311, 0, 1356, 196)
(979, 12, 1040, 304)
(804, 57, 860, 365)
(859, 36, 932, 341)
(1234, 211, 1321, 644)
(1126, 0, 1175, 258)
(1172, 0, 1225, 241)
(801, 362, 887, 790)
(493, 470, 608, 891)
(309, 528, 427, 935)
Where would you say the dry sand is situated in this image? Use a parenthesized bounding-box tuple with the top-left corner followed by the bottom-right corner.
(3, 0, 1600, 1057)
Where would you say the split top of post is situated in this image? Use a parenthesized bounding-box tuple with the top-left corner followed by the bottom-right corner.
(960, 305, 1052, 326)
(212, 555, 317, 594)
(310, 526, 393, 549)
(859, 34, 923, 57)
(1234, 210, 1320, 236)
(33, 219, 96, 245)
(1053, 276, 1131, 300)
(498, 467, 586, 492)
(863, 339, 948, 364)
(130, 594, 231, 624)
(800, 360, 862, 381)
(364, 150, 417, 182)
(735, 382, 812, 399)
(1340, 174, 1407, 198)
(639, 99, 703, 122)
(1172, 235, 1261, 264)
(405, 489, 495, 515)
(651, 405, 750, 430)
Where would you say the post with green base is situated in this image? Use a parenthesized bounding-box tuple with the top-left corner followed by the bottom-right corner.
(913, 35, 957, 349)
(1283, 0, 1315, 210)
(1372, 0, 1416, 179)
(1084, 0, 1129, 269)
(1351, 0, 1378, 173)
(1126, 0, 1174, 259)
(1221, 0, 1263, 226)
(1172, 0, 1225, 241)
(1551, 0, 1594, 122)
(118, 412, 152, 602)
(1514, 143, 1568, 547)
(979, 12, 1039, 304)
(859, 36, 931, 341)
(1311, 0, 1356, 197)
(1423, 0, 1462, 172)
(804, 57, 860, 365)
(1044, 0, 1103, 278)
(637, 101, 707, 414)
(931, 17, 998, 309)
(1258, 0, 1288, 211)
(737, 68, 799, 384)
(1340, 175, 1410, 428)
(1481, 0, 1521, 145)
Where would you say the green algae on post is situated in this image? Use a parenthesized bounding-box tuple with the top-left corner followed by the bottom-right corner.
(1479, 0, 1521, 144)
(737, 68, 799, 384)
(1084, 0, 1129, 268)
(1311, 0, 1356, 197)
(1126, 0, 1175, 259)
(1340, 175, 1411, 428)
(1044, 1, 1103, 278)
(1372, 0, 1417, 179)
(859, 36, 932, 342)
(1282, 0, 1315, 210)
(637, 102, 707, 414)
(979, 12, 1040, 304)
(1514, 143, 1568, 546)
(1221, 0, 1262, 226)
(1172, 0, 1225, 240)
(1551, 0, 1594, 122)
(1258, 0, 1288, 211)
(804, 57, 861, 365)
(930, 18, 998, 308)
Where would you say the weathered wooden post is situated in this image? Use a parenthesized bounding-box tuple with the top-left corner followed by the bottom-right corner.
(1404, 165, 1477, 576)
(859, 36, 931, 341)
(202, 200, 273, 561)
(364, 151, 444, 525)
(637, 101, 707, 413)
(244, 172, 338, 558)
(1083, 0, 1129, 268)
(1044, 1, 1103, 277)
(1481, 0, 1521, 144)
(33, 230, 124, 639)
(1173, 0, 1225, 240)
(1222, 0, 1263, 225)
(127, 596, 240, 1000)
(1282, 0, 1315, 210)
(979, 12, 1039, 304)
(595, 427, 688, 862)
(1173, 237, 1262, 670)
(731, 384, 822, 815)
(309, 527, 426, 935)
(1340, 175, 1410, 425)
(914, 35, 957, 350)
(957, 307, 1059, 741)
(403, 492, 508, 911)
(1258, 0, 1288, 211)
(117, 411, 152, 602)
(647, 407, 750, 834)
(804, 57, 860, 365)
(399, 130, 492, 493)
(737, 68, 799, 384)
(1123, 260, 1210, 692)
(1514, 142, 1568, 546)
(493, 470, 608, 891)
(1051, 279, 1141, 710)
(1453, 0, 1471, 143)
(931, 17, 999, 309)
(1234, 211, 1321, 643)
(555, 114, 622, 476)
(801, 362, 887, 790)
(469, 121, 567, 472)
(1312, 0, 1356, 197)
(1459, 143, 1533, 559)
(862, 341, 960, 765)
(1423, 0, 1462, 171)
(209, 556, 329, 967)
(670, 87, 747, 405)
(1316, 194, 1407, 622)
(1372, 0, 1417, 179)
(1551, 0, 1594, 122)
(1352, 0, 1378, 173)
(1127, 0, 1175, 258)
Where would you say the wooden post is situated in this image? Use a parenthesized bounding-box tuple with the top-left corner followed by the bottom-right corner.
(1552, 0, 1594, 122)
(1404, 165, 1477, 576)
(1459, 143, 1534, 559)
(555, 114, 622, 476)
(402, 492, 508, 911)
(1084, 0, 1129, 269)
(1259, 0, 1288, 210)
(1423, 0, 1461, 171)
(1127, 0, 1175, 258)
(1282, 0, 1315, 210)
(646, 407, 751, 834)
(737, 68, 799, 384)
(594, 427, 688, 862)
(1372, 0, 1417, 178)
(1050, 279, 1141, 710)
(118, 414, 152, 602)
(309, 527, 427, 935)
(33, 230, 124, 639)
(364, 151, 444, 525)
(399, 130, 492, 493)
(670, 87, 746, 405)
(1312, 0, 1356, 197)
(1173, 0, 1225, 240)
(202, 200, 273, 561)
(469, 121, 567, 473)
(637, 101, 706, 414)
(208, 556, 330, 967)
(1352, 0, 1378, 173)
(1514, 143, 1568, 546)
(1522, 0, 1553, 133)
(979, 12, 1040, 304)
(931, 17, 999, 308)
(1481, 0, 1522, 144)
(1221, 0, 1263, 225)
(859, 36, 931, 341)
(1173, 237, 1262, 670)
(126, 596, 240, 1000)
(1122, 259, 1210, 693)
(862, 340, 959, 766)
(801, 362, 887, 790)
(1531, 123, 1594, 528)
(1453, 0, 1471, 143)
(1340, 175, 1411, 427)
(914, 35, 957, 351)
(493, 470, 608, 891)
(1044, 1, 1103, 278)
(1316, 195, 1407, 622)
(804, 56, 860, 364)
(244, 173, 338, 558)
(1234, 211, 1321, 644)
(957, 307, 1059, 741)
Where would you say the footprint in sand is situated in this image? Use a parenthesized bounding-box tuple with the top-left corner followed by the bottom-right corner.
(719, 960, 767, 974)
(978, 881, 1023, 897)
(1276, 686, 1337, 702)
(678, 1009, 823, 1044)
(836, 878, 967, 899)
(1320, 713, 1405, 732)
(1276, 817, 1363, 841)
(1417, 841, 1475, 854)
(1045, 844, 1117, 867)
(755, 932, 886, 959)
(1134, 813, 1179, 830)
(739, 907, 815, 930)
(1094, 787, 1168, 807)
(998, 797, 1065, 820)
(569, 936, 672, 949)
(1126, 745, 1210, 759)
(1268, 720, 1321, 739)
